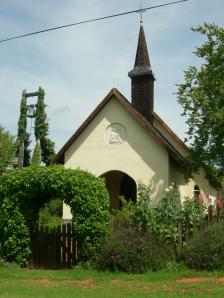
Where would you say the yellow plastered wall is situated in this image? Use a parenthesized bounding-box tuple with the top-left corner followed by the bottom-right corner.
(169, 158, 217, 203)
(64, 96, 169, 202)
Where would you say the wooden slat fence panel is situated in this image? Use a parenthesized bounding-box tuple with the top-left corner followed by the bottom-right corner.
(177, 205, 223, 248)
(29, 223, 77, 269)
(208, 205, 213, 224)
(62, 224, 67, 267)
(67, 223, 72, 268)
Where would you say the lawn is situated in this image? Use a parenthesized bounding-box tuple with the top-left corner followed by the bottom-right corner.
(1, 265, 224, 297)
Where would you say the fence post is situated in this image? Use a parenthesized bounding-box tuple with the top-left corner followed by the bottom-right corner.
(56, 225, 61, 268)
(67, 223, 72, 268)
(51, 227, 57, 269)
(178, 221, 183, 249)
(44, 226, 50, 268)
(62, 224, 67, 267)
(185, 222, 190, 243)
(39, 225, 45, 268)
(208, 205, 213, 224)
(29, 224, 36, 268)
(217, 206, 221, 222)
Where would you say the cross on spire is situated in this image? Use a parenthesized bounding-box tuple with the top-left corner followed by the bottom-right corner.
(139, 2, 146, 24)
(140, 2, 143, 24)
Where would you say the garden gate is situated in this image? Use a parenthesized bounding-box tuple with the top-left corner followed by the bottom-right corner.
(28, 223, 78, 269)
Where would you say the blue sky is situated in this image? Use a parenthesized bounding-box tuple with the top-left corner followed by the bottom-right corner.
(1, 0, 224, 152)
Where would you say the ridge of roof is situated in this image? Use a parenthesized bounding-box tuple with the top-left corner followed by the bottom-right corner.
(52, 88, 185, 164)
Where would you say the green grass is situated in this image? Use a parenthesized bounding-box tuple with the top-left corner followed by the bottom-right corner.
(1, 264, 224, 297)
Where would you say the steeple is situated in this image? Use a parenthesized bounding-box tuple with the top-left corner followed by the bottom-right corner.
(128, 24, 155, 124)
(134, 25, 151, 70)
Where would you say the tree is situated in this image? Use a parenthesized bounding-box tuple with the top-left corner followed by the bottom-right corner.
(34, 87, 55, 165)
(177, 23, 224, 177)
(17, 90, 31, 167)
(0, 125, 16, 175)
(34, 87, 48, 140)
(31, 139, 41, 166)
(41, 137, 55, 165)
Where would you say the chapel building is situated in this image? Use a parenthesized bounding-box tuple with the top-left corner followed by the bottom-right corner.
(53, 24, 217, 221)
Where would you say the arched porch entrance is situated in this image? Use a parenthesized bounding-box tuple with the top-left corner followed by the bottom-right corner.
(100, 170, 137, 212)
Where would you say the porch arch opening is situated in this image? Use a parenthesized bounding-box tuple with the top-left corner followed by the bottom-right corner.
(100, 170, 137, 212)
(193, 185, 200, 199)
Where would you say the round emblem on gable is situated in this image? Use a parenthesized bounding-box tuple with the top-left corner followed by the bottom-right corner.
(105, 123, 126, 145)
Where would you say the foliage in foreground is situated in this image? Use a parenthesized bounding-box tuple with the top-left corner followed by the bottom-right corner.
(112, 183, 204, 248)
(0, 165, 109, 265)
(96, 227, 175, 273)
(98, 183, 208, 273)
(185, 223, 224, 271)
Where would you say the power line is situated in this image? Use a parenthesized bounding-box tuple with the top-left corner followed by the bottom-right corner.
(0, 0, 188, 44)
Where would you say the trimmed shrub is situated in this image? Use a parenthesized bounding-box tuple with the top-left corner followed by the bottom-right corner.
(185, 223, 224, 271)
(95, 227, 175, 273)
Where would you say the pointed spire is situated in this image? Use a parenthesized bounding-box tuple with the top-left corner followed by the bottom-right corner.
(128, 25, 154, 78)
(134, 25, 151, 67)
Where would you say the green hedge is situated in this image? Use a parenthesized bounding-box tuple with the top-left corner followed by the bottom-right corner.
(0, 165, 109, 265)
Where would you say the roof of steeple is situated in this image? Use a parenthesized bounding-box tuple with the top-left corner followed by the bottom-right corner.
(128, 24, 155, 78)
(135, 24, 150, 67)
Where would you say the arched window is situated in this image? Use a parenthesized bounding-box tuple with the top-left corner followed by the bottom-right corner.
(193, 185, 200, 199)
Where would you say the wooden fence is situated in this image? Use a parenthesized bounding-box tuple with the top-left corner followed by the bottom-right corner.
(28, 205, 222, 269)
(28, 223, 77, 269)
(178, 205, 222, 248)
